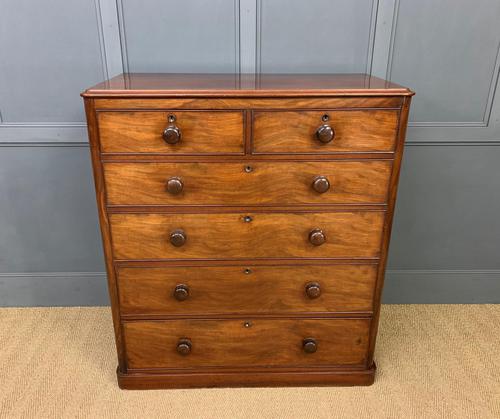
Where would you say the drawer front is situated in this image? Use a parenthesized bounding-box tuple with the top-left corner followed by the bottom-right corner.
(123, 318, 370, 369)
(104, 161, 392, 206)
(253, 110, 399, 154)
(118, 265, 377, 315)
(109, 212, 384, 260)
(98, 111, 244, 154)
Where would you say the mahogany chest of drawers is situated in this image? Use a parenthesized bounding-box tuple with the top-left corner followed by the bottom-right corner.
(82, 73, 413, 389)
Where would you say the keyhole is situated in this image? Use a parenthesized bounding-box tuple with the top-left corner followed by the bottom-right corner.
(321, 114, 329, 122)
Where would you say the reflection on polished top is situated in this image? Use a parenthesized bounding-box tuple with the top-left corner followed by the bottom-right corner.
(82, 73, 414, 97)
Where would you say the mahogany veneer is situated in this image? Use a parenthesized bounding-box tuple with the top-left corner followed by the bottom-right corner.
(82, 73, 413, 389)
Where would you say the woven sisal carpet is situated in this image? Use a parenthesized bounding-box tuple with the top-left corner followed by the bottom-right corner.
(0, 305, 499, 418)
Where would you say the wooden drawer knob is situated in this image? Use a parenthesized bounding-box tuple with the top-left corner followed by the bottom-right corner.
(302, 338, 317, 353)
(305, 282, 321, 299)
(309, 228, 326, 246)
(176, 338, 192, 355)
(312, 176, 330, 193)
(163, 125, 181, 144)
(315, 124, 335, 143)
(170, 229, 187, 247)
(173, 284, 189, 301)
(166, 177, 184, 195)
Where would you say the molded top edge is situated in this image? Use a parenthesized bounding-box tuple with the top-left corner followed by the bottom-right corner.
(82, 73, 414, 98)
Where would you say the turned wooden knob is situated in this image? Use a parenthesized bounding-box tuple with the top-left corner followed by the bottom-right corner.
(312, 176, 330, 193)
(315, 124, 335, 143)
(309, 228, 326, 246)
(170, 229, 186, 247)
(162, 125, 181, 144)
(166, 177, 184, 195)
(305, 282, 321, 299)
(303, 338, 317, 353)
(173, 284, 189, 301)
(177, 338, 192, 355)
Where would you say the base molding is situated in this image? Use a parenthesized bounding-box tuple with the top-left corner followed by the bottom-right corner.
(117, 364, 376, 389)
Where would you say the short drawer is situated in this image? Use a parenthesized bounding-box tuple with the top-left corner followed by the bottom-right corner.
(104, 160, 392, 206)
(253, 110, 399, 154)
(109, 211, 384, 260)
(123, 318, 370, 369)
(97, 111, 244, 154)
(118, 265, 377, 316)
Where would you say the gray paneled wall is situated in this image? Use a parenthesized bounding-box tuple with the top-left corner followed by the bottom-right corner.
(0, 0, 499, 305)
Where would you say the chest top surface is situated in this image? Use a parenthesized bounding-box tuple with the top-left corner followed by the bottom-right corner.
(82, 73, 414, 98)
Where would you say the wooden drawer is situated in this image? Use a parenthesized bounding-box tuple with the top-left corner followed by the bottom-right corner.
(253, 110, 399, 154)
(104, 160, 392, 206)
(118, 265, 377, 316)
(109, 211, 384, 260)
(97, 111, 244, 154)
(123, 318, 370, 369)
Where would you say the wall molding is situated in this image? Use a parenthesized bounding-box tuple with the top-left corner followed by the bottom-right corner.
(405, 140, 500, 146)
(364, 0, 379, 76)
(0, 269, 498, 306)
(1, 141, 499, 148)
(239, 0, 257, 74)
(95, 0, 123, 78)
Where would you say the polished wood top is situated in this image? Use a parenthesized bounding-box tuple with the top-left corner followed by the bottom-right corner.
(82, 73, 414, 98)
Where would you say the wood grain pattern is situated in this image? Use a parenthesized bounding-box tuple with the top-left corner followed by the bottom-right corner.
(366, 96, 413, 367)
(103, 161, 392, 206)
(109, 211, 385, 260)
(123, 318, 370, 369)
(98, 111, 244, 154)
(253, 110, 399, 153)
(94, 97, 403, 110)
(117, 265, 377, 316)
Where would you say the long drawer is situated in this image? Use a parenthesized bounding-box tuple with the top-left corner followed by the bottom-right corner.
(109, 211, 385, 260)
(123, 318, 370, 369)
(117, 264, 377, 316)
(104, 161, 392, 206)
(97, 111, 244, 154)
(253, 110, 399, 153)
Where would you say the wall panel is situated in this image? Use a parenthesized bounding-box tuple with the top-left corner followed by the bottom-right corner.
(257, 0, 377, 73)
(0, 0, 106, 125)
(0, 147, 104, 273)
(388, 0, 500, 125)
(118, 0, 240, 73)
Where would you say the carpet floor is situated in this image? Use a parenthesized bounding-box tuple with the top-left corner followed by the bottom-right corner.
(0, 305, 499, 419)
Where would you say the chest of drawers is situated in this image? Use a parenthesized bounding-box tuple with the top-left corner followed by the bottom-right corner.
(82, 73, 413, 389)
